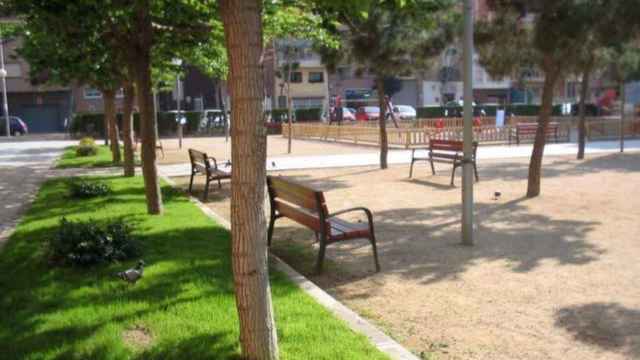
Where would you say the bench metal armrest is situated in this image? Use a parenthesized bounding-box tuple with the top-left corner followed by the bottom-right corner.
(328, 207, 374, 225)
(207, 157, 218, 169)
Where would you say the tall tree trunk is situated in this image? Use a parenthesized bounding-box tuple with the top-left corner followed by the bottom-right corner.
(286, 46, 293, 154)
(133, 0, 163, 215)
(220, 0, 279, 359)
(122, 81, 136, 176)
(376, 77, 388, 169)
(619, 80, 626, 153)
(526, 61, 559, 198)
(103, 89, 121, 164)
(577, 64, 592, 160)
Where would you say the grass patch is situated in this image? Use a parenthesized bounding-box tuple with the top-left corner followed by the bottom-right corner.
(56, 146, 138, 169)
(0, 176, 388, 359)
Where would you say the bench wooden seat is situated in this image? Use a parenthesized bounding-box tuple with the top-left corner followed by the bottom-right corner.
(512, 122, 559, 145)
(188, 148, 231, 201)
(409, 139, 479, 186)
(267, 176, 380, 274)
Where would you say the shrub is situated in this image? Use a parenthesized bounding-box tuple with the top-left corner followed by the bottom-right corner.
(78, 137, 96, 146)
(76, 137, 98, 156)
(68, 179, 111, 199)
(49, 218, 140, 267)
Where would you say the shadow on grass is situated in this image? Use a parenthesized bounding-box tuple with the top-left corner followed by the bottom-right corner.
(555, 302, 640, 358)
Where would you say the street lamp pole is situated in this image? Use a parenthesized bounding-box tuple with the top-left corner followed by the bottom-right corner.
(461, 0, 475, 245)
(0, 37, 10, 138)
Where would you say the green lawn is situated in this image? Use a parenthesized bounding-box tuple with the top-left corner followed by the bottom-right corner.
(0, 176, 388, 360)
(56, 146, 133, 168)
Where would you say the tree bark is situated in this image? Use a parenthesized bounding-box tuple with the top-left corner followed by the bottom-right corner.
(103, 89, 121, 164)
(376, 77, 388, 169)
(220, 0, 279, 359)
(132, 0, 163, 214)
(577, 64, 592, 160)
(122, 81, 136, 177)
(619, 80, 626, 153)
(526, 59, 559, 198)
(286, 44, 293, 154)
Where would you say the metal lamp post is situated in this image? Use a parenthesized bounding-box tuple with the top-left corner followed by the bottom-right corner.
(172, 58, 184, 148)
(461, 0, 475, 245)
(0, 37, 10, 138)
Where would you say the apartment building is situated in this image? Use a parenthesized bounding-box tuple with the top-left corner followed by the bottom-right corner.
(1, 35, 72, 133)
(272, 39, 329, 110)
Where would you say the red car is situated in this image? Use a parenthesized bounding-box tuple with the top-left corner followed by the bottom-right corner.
(355, 106, 380, 121)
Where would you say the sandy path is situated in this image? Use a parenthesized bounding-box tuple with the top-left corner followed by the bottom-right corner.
(172, 152, 640, 360)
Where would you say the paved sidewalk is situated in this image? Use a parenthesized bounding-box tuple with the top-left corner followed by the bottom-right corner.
(0, 140, 74, 249)
(159, 138, 640, 177)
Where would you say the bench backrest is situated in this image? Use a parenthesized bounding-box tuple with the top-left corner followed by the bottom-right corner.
(517, 122, 559, 132)
(267, 176, 329, 233)
(430, 139, 463, 152)
(188, 148, 215, 173)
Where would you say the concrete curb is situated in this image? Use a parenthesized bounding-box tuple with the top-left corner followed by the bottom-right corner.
(159, 174, 419, 360)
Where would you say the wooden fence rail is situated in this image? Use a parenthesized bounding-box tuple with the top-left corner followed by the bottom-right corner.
(282, 122, 573, 148)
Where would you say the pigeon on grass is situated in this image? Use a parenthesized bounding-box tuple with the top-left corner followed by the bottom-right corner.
(117, 260, 145, 284)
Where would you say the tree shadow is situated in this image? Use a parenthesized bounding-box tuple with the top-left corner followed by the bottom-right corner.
(478, 152, 640, 183)
(268, 195, 604, 301)
(555, 302, 640, 358)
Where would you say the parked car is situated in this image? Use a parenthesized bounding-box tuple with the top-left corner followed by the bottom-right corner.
(0, 116, 29, 136)
(201, 109, 226, 128)
(356, 106, 380, 121)
(393, 105, 417, 120)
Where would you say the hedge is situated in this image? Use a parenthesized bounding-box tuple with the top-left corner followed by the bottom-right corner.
(267, 108, 322, 123)
(69, 111, 203, 138)
(416, 104, 578, 118)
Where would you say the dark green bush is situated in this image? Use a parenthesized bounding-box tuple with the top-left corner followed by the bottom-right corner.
(49, 218, 140, 267)
(76, 137, 98, 156)
(68, 179, 111, 199)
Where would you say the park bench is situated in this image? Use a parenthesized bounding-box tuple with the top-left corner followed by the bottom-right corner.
(409, 139, 479, 186)
(266, 176, 380, 274)
(511, 122, 560, 145)
(188, 148, 231, 201)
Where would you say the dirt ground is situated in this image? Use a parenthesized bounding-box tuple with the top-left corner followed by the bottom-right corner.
(157, 135, 375, 164)
(172, 152, 640, 360)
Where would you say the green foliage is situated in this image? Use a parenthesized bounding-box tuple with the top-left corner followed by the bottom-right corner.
(0, 176, 388, 359)
(67, 179, 111, 199)
(49, 217, 139, 267)
(313, 0, 459, 79)
(57, 146, 120, 169)
(270, 108, 322, 122)
(76, 137, 98, 157)
(78, 137, 96, 147)
(69, 112, 203, 138)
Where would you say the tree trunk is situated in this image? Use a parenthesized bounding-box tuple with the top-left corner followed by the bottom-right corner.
(526, 61, 559, 198)
(103, 89, 121, 164)
(132, 0, 163, 215)
(220, 0, 279, 359)
(619, 80, 626, 153)
(286, 47, 293, 154)
(376, 77, 388, 169)
(122, 82, 136, 176)
(577, 65, 591, 160)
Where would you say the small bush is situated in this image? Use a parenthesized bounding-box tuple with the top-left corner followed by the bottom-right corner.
(79, 137, 96, 146)
(68, 179, 111, 199)
(76, 137, 98, 157)
(50, 218, 140, 267)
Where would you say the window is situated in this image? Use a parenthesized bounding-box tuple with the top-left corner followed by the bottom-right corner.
(308, 72, 324, 83)
(83, 88, 102, 99)
(290, 72, 302, 83)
